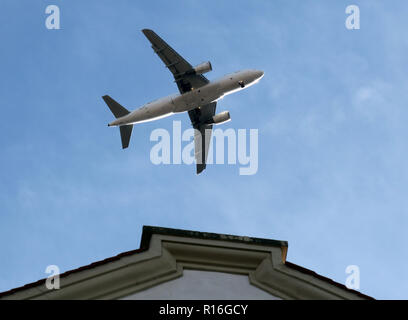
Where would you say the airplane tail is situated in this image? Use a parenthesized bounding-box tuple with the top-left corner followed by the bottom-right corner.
(119, 124, 133, 149)
(102, 95, 133, 149)
(102, 95, 130, 118)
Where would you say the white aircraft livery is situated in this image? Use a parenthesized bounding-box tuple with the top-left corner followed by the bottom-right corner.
(103, 29, 264, 174)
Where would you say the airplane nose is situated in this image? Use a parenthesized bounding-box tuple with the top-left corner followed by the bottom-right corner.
(256, 70, 264, 79)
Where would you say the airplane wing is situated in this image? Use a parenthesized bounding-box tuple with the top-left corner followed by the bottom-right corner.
(188, 102, 217, 174)
(142, 28, 215, 174)
(142, 29, 209, 94)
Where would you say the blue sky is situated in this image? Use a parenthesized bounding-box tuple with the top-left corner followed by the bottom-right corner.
(1, 0, 407, 299)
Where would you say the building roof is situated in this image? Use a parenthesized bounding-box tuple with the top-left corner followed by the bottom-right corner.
(0, 226, 373, 299)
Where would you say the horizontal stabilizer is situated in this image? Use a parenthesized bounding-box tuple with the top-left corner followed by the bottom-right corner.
(119, 125, 133, 149)
(102, 95, 130, 118)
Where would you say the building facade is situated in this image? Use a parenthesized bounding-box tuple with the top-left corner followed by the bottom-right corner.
(0, 226, 372, 300)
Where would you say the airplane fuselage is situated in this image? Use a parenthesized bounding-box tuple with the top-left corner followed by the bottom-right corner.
(108, 69, 264, 127)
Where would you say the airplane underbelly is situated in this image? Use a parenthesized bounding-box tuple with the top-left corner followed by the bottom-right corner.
(127, 98, 175, 124)
(173, 84, 221, 113)
(172, 94, 191, 113)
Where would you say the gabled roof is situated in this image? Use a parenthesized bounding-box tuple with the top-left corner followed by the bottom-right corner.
(0, 226, 373, 300)
(140, 226, 289, 253)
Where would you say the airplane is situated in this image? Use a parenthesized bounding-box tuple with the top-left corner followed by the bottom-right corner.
(103, 29, 264, 174)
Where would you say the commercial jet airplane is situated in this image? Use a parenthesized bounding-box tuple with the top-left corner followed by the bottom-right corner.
(103, 29, 264, 174)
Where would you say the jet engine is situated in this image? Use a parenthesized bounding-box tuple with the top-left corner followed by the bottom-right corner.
(209, 111, 231, 125)
(193, 61, 212, 75)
